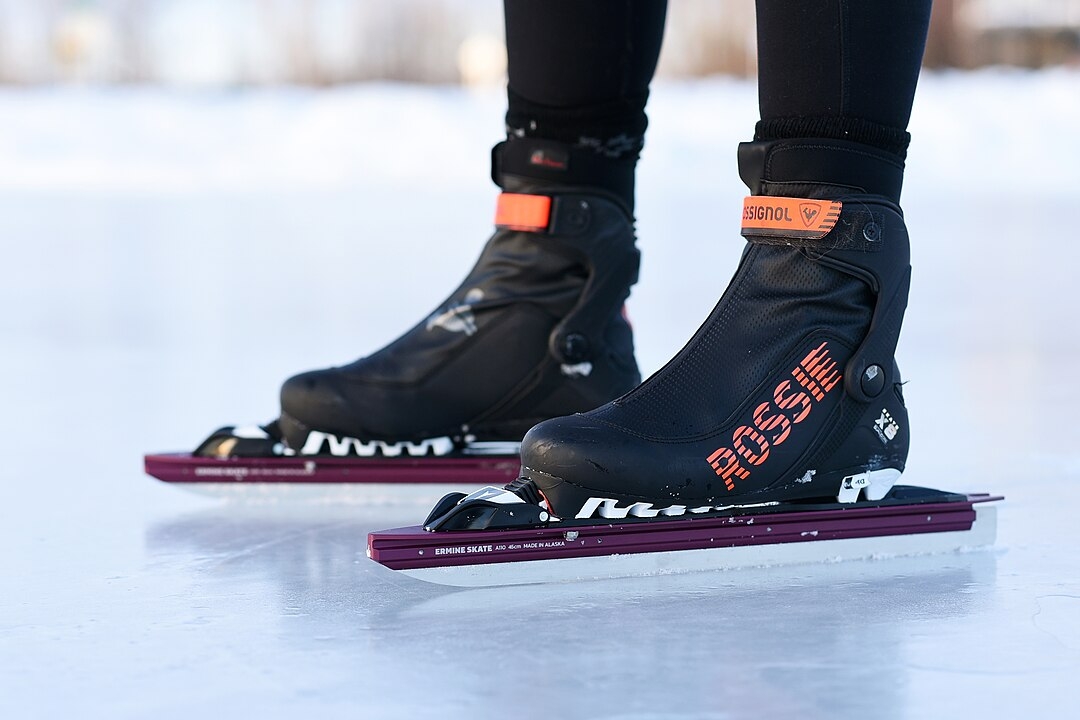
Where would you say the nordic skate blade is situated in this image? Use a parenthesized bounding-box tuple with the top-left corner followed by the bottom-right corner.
(144, 452, 519, 494)
(367, 493, 1001, 587)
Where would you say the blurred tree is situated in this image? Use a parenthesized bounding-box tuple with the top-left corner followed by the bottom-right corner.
(0, 0, 1077, 85)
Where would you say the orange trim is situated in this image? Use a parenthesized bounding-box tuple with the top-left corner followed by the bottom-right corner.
(495, 193, 552, 232)
(741, 197, 841, 240)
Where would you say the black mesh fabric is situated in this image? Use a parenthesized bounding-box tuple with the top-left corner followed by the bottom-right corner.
(590, 243, 873, 439)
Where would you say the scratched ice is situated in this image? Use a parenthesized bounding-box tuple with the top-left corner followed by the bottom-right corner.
(2, 70, 1079, 719)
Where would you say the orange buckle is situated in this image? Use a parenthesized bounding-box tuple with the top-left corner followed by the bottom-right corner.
(495, 193, 552, 232)
(741, 197, 841, 240)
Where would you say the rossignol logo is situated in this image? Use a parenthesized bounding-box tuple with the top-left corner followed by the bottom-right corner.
(800, 204, 821, 226)
(743, 203, 795, 223)
(706, 342, 842, 492)
(874, 408, 900, 445)
(740, 197, 842, 240)
(529, 149, 568, 171)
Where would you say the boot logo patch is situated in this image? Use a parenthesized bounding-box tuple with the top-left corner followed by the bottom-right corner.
(426, 288, 483, 336)
(800, 203, 821, 227)
(528, 149, 568, 171)
(741, 197, 842, 240)
(706, 341, 842, 493)
(874, 408, 900, 445)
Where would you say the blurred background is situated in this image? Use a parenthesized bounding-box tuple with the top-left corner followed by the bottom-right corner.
(2, 5, 1079, 718)
(0, 0, 1077, 87)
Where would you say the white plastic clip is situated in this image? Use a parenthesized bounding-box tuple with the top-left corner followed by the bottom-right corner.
(836, 468, 902, 503)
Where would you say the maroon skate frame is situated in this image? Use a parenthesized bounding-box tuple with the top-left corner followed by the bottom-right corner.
(144, 452, 521, 486)
(368, 492, 1002, 579)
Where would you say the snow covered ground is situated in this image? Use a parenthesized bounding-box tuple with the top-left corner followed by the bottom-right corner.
(2, 70, 1079, 719)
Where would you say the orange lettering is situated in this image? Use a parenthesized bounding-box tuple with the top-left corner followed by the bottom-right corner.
(733, 425, 770, 465)
(707, 447, 749, 491)
(774, 380, 812, 423)
(753, 401, 792, 445)
(704, 341, 843, 493)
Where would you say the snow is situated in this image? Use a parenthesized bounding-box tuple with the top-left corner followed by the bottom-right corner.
(2, 69, 1080, 719)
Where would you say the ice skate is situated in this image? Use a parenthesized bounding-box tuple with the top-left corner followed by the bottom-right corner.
(146, 138, 642, 491)
(378, 137, 1001, 584)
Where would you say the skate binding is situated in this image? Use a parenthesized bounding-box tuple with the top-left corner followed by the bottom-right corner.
(423, 487, 552, 532)
(193, 422, 291, 459)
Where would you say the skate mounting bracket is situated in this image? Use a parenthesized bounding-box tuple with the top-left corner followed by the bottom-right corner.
(370, 488, 1004, 586)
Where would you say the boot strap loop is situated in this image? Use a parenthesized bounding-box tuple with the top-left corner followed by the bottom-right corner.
(741, 197, 887, 254)
(495, 193, 552, 233)
(740, 197, 841, 241)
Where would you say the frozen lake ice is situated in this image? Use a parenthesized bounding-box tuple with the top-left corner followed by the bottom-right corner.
(1, 71, 1079, 719)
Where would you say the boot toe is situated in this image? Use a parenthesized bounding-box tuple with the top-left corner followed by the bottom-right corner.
(521, 411, 748, 515)
(521, 414, 616, 479)
(520, 413, 650, 512)
(279, 369, 353, 433)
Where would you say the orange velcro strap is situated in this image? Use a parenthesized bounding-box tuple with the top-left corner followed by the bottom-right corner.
(741, 197, 842, 240)
(495, 193, 552, 232)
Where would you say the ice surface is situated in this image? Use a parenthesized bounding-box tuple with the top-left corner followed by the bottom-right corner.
(2, 70, 1079, 719)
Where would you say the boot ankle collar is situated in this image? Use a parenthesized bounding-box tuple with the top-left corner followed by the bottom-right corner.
(492, 139, 636, 214)
(738, 139, 905, 204)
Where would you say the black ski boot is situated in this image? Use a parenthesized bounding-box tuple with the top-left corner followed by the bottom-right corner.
(265, 138, 642, 457)
(515, 138, 914, 519)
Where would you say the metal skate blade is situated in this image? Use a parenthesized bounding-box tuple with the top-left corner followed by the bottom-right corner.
(370, 497, 1000, 588)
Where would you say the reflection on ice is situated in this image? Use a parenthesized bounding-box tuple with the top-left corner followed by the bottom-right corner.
(146, 504, 1000, 720)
